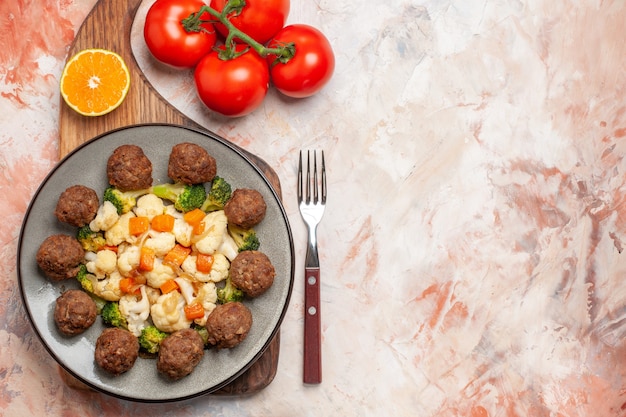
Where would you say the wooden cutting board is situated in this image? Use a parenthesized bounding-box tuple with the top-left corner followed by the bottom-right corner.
(58, 0, 281, 396)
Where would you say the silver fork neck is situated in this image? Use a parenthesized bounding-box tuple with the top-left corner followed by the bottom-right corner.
(304, 225, 320, 268)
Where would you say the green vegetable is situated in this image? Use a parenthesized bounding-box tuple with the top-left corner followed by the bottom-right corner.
(151, 182, 207, 212)
(138, 325, 168, 354)
(76, 225, 106, 252)
(192, 324, 210, 347)
(101, 301, 128, 329)
(217, 275, 244, 304)
(228, 224, 260, 252)
(103, 186, 150, 214)
(75, 264, 95, 293)
(201, 176, 232, 212)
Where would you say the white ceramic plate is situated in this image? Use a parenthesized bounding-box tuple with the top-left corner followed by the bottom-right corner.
(17, 124, 294, 402)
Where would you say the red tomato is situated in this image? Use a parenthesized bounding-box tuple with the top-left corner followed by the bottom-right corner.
(144, 0, 216, 68)
(266, 24, 335, 98)
(194, 46, 269, 117)
(210, 0, 289, 45)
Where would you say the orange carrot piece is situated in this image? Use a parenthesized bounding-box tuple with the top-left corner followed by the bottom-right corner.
(163, 244, 191, 267)
(196, 253, 214, 273)
(184, 302, 205, 320)
(120, 277, 140, 295)
(102, 245, 118, 253)
(159, 279, 179, 294)
(151, 213, 175, 232)
(129, 216, 150, 236)
(139, 246, 155, 271)
(183, 208, 205, 227)
(193, 221, 205, 236)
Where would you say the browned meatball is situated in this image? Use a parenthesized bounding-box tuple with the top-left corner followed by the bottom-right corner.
(167, 142, 217, 185)
(54, 185, 99, 227)
(36, 234, 84, 281)
(157, 328, 205, 380)
(54, 289, 97, 336)
(95, 328, 139, 376)
(224, 188, 266, 229)
(230, 251, 276, 297)
(106, 144, 153, 191)
(205, 302, 252, 349)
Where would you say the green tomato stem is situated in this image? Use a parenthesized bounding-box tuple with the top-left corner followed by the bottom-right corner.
(182, 2, 295, 62)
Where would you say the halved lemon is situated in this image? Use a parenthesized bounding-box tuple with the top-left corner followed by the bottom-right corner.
(60, 49, 130, 116)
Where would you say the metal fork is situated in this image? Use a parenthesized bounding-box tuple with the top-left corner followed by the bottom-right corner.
(297, 150, 326, 384)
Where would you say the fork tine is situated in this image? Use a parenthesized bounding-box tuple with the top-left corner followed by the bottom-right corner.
(321, 151, 326, 204)
(297, 150, 303, 202)
(306, 150, 312, 204)
(313, 151, 319, 203)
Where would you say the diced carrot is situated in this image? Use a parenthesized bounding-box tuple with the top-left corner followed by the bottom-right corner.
(183, 208, 205, 227)
(139, 246, 155, 271)
(129, 216, 150, 236)
(120, 277, 140, 295)
(151, 213, 175, 232)
(163, 244, 191, 267)
(160, 279, 179, 294)
(184, 302, 205, 320)
(196, 253, 214, 273)
(193, 220, 205, 236)
(102, 245, 118, 253)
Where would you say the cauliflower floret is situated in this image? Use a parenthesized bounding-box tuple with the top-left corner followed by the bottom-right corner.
(143, 257, 176, 288)
(117, 245, 140, 277)
(192, 211, 228, 255)
(174, 277, 195, 305)
(150, 290, 192, 333)
(119, 286, 151, 337)
(85, 249, 117, 279)
(145, 285, 161, 305)
(105, 211, 136, 246)
(144, 231, 176, 257)
(181, 253, 229, 283)
(92, 271, 124, 301)
(193, 282, 217, 326)
(217, 232, 239, 262)
(89, 201, 119, 232)
(165, 205, 193, 247)
(134, 194, 165, 220)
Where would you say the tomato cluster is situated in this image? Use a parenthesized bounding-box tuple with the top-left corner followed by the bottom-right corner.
(143, 0, 335, 117)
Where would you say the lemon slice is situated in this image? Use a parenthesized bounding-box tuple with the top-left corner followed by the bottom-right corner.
(60, 49, 130, 116)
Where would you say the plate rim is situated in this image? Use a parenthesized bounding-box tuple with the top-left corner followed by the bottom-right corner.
(17, 123, 295, 402)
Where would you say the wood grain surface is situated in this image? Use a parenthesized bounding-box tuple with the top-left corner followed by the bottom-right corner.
(58, 0, 282, 396)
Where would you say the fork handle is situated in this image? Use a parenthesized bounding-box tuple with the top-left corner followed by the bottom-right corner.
(303, 267, 321, 384)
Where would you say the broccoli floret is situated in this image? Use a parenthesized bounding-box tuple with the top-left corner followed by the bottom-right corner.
(201, 176, 232, 212)
(228, 224, 260, 252)
(138, 325, 169, 354)
(76, 264, 94, 293)
(192, 324, 210, 347)
(103, 186, 150, 214)
(101, 301, 128, 329)
(217, 275, 244, 304)
(76, 225, 106, 252)
(151, 182, 207, 213)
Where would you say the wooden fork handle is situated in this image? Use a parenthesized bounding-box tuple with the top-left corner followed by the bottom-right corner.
(303, 267, 322, 384)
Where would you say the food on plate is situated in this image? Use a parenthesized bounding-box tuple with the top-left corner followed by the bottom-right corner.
(54, 185, 100, 227)
(54, 289, 98, 336)
(95, 327, 139, 376)
(106, 144, 153, 191)
(266, 24, 335, 98)
(157, 328, 205, 380)
(167, 142, 217, 185)
(205, 302, 252, 349)
(60, 49, 130, 117)
(36, 234, 84, 281)
(37, 142, 277, 379)
(230, 250, 275, 298)
(224, 188, 266, 229)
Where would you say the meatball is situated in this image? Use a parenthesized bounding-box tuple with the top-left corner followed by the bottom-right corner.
(54, 185, 99, 227)
(54, 289, 97, 336)
(36, 234, 84, 281)
(223, 188, 266, 229)
(167, 142, 217, 185)
(205, 302, 252, 349)
(95, 328, 139, 376)
(106, 144, 153, 191)
(157, 328, 205, 380)
(230, 251, 275, 298)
